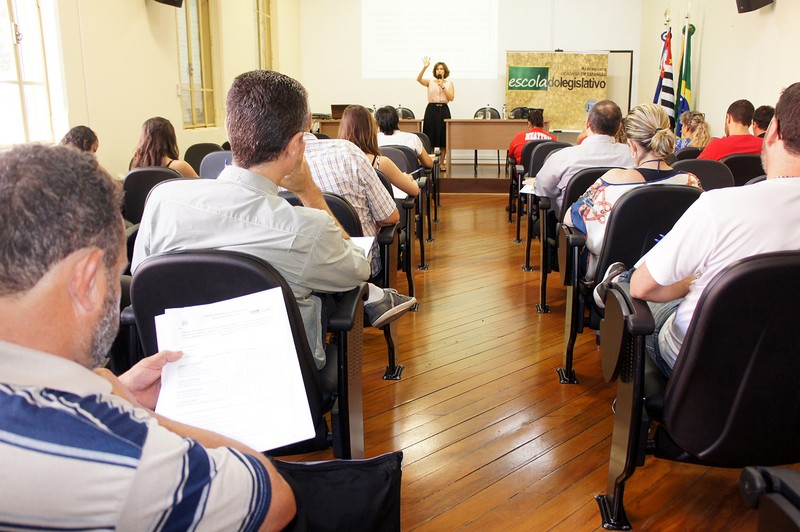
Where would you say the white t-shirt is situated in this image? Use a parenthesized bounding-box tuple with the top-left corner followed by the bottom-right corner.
(378, 130, 425, 155)
(637, 178, 800, 368)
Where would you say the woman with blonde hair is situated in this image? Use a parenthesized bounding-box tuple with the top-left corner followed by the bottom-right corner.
(338, 105, 419, 197)
(130, 117, 198, 177)
(565, 103, 702, 280)
(675, 110, 712, 151)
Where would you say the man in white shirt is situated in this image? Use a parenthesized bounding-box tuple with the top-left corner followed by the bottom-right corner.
(534, 100, 634, 213)
(376, 106, 434, 169)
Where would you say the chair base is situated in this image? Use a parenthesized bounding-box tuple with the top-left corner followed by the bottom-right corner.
(536, 303, 551, 314)
(514, 238, 523, 244)
(417, 263, 429, 271)
(557, 366, 579, 384)
(383, 363, 405, 380)
(426, 237, 436, 243)
(595, 494, 632, 530)
(522, 264, 534, 272)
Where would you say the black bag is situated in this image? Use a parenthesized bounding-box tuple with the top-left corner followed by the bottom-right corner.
(274, 451, 403, 532)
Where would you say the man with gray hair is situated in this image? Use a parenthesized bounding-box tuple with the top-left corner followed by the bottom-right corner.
(0, 143, 295, 529)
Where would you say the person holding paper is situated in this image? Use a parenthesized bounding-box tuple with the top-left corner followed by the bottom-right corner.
(0, 144, 295, 530)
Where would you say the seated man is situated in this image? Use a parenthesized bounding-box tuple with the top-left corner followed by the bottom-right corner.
(753, 104, 775, 138)
(507, 108, 556, 165)
(303, 132, 417, 323)
(0, 143, 294, 529)
(133, 71, 406, 370)
(534, 100, 634, 213)
(376, 106, 434, 169)
(604, 83, 800, 379)
(698, 99, 763, 160)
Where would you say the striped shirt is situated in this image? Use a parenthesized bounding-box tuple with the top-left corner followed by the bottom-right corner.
(0, 340, 271, 531)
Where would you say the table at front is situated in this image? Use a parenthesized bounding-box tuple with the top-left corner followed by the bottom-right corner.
(318, 119, 422, 138)
(444, 119, 531, 175)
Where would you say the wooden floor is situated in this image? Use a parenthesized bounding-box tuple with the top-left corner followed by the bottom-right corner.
(296, 193, 770, 530)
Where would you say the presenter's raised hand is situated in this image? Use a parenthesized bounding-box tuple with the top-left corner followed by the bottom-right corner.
(422, 56, 431, 69)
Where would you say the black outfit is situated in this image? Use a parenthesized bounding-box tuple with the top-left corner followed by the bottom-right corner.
(423, 103, 451, 149)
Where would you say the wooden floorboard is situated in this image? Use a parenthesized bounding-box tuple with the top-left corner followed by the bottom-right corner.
(292, 193, 791, 530)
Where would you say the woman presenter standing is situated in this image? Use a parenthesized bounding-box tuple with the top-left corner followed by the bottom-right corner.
(417, 56, 454, 169)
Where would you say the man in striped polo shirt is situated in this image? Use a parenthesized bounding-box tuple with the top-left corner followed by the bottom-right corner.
(0, 144, 295, 530)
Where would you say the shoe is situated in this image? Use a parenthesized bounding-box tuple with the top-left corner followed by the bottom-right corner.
(365, 289, 417, 328)
(593, 262, 627, 309)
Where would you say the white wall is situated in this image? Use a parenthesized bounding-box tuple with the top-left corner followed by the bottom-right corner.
(639, 0, 800, 137)
(297, 0, 641, 121)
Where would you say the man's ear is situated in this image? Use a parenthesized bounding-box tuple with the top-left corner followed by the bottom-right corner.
(67, 248, 105, 314)
(764, 116, 780, 146)
(308, 113, 314, 132)
(285, 131, 306, 160)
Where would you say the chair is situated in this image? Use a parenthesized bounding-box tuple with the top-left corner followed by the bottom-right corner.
(556, 185, 703, 384)
(312, 132, 331, 139)
(745, 174, 767, 185)
(740, 467, 800, 531)
(396, 106, 415, 119)
(509, 107, 530, 120)
(183, 142, 223, 174)
(596, 251, 800, 529)
(529, 165, 611, 293)
(281, 187, 407, 380)
(672, 159, 735, 191)
(472, 107, 502, 175)
(199, 150, 232, 179)
(520, 141, 571, 248)
(722, 153, 765, 186)
(129, 249, 368, 459)
(383, 144, 433, 243)
(410, 131, 440, 221)
(508, 139, 552, 226)
(674, 146, 701, 160)
(122, 167, 183, 224)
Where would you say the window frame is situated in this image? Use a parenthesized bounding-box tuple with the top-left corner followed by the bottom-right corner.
(177, 0, 215, 129)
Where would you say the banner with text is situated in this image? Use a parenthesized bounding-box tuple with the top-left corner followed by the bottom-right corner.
(506, 52, 608, 131)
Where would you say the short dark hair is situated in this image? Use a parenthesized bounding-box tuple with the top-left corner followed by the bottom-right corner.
(775, 82, 800, 156)
(588, 100, 623, 137)
(375, 106, 399, 135)
(527, 108, 544, 128)
(0, 144, 123, 295)
(61, 126, 98, 152)
(753, 105, 775, 130)
(727, 99, 755, 127)
(226, 70, 309, 168)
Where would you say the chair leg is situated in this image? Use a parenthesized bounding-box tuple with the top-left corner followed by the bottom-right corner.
(432, 163, 440, 222)
(523, 195, 535, 271)
(382, 321, 404, 380)
(556, 243, 582, 383)
(536, 212, 552, 314)
(474, 150, 478, 176)
(425, 182, 434, 243)
(596, 335, 649, 530)
(416, 197, 429, 270)
(334, 304, 365, 459)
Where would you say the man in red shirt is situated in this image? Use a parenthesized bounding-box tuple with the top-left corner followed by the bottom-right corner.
(508, 108, 556, 164)
(698, 99, 763, 160)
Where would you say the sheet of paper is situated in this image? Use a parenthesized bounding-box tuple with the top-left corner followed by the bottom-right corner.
(391, 184, 408, 199)
(520, 184, 537, 195)
(154, 288, 315, 452)
(350, 236, 375, 257)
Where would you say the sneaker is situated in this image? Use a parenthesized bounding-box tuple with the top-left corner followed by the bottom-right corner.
(593, 262, 627, 309)
(365, 289, 417, 328)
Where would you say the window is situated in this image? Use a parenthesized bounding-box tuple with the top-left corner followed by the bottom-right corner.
(178, 0, 215, 129)
(256, 0, 272, 70)
(0, 0, 54, 146)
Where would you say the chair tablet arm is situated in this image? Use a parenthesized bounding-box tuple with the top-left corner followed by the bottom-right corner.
(328, 283, 369, 332)
(401, 196, 416, 210)
(120, 305, 136, 326)
(515, 164, 525, 177)
(377, 223, 397, 246)
(556, 224, 584, 286)
(599, 282, 654, 383)
(611, 282, 655, 336)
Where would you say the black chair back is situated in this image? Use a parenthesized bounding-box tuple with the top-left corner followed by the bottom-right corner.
(722, 153, 765, 186)
(518, 139, 551, 174)
(280, 191, 363, 238)
(381, 146, 410, 173)
(312, 132, 331, 139)
(383, 144, 421, 176)
(674, 147, 701, 160)
(199, 150, 232, 179)
(664, 251, 800, 466)
(509, 107, 529, 120)
(473, 107, 500, 119)
(745, 174, 767, 185)
(122, 167, 183, 224)
(529, 141, 571, 177)
(397, 106, 415, 119)
(130, 250, 329, 453)
(184, 142, 222, 174)
(594, 185, 703, 286)
(672, 159, 735, 191)
(410, 131, 432, 154)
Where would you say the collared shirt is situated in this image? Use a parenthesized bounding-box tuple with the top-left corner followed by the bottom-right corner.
(0, 340, 271, 530)
(303, 133, 397, 276)
(534, 134, 634, 213)
(131, 165, 371, 367)
(377, 130, 425, 156)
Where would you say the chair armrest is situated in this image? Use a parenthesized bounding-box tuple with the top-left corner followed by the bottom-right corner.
(599, 282, 655, 383)
(377, 223, 397, 246)
(416, 175, 428, 190)
(556, 224, 585, 286)
(538, 196, 551, 212)
(515, 165, 525, 177)
(121, 305, 136, 326)
(328, 283, 369, 332)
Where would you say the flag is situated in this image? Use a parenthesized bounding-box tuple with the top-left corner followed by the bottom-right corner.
(674, 23, 696, 136)
(653, 29, 675, 128)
